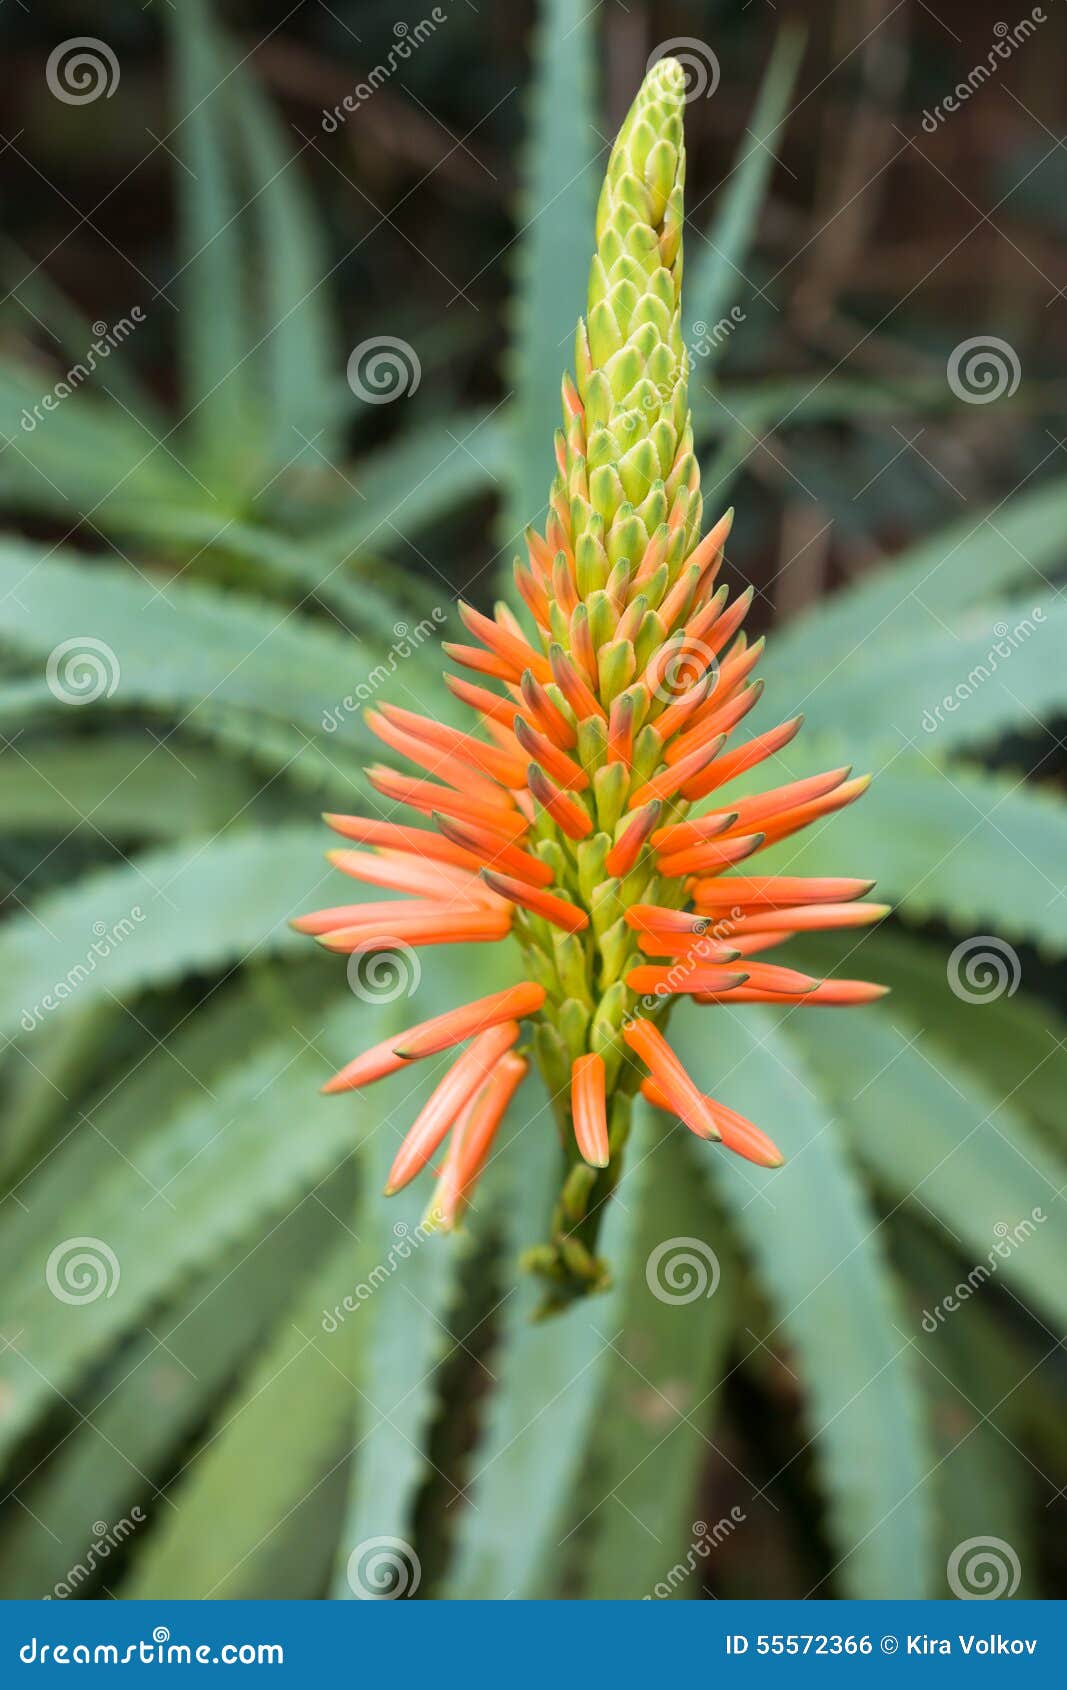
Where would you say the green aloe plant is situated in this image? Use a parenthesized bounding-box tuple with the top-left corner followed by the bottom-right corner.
(0, 0, 1063, 1604)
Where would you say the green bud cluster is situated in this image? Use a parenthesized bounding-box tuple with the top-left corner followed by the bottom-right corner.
(555, 57, 701, 577)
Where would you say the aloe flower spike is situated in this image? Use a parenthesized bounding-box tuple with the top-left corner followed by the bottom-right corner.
(295, 58, 886, 1309)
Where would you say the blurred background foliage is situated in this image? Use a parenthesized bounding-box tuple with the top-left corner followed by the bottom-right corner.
(0, 0, 1064, 1601)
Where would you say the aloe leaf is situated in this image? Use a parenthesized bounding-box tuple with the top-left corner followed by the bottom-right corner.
(0, 1000, 121, 1184)
(314, 410, 509, 560)
(793, 1010, 1067, 1334)
(694, 374, 955, 447)
(0, 734, 288, 839)
(796, 592, 1067, 754)
(0, 827, 327, 1039)
(329, 963, 476, 1598)
(687, 27, 805, 366)
(796, 929, 1067, 1143)
(0, 993, 382, 1467)
(578, 1118, 738, 1600)
(121, 1232, 361, 1599)
(94, 504, 417, 641)
(0, 540, 393, 750)
(0, 963, 326, 1278)
(227, 50, 339, 474)
(505, 0, 598, 550)
(168, 0, 257, 479)
(755, 744, 1067, 951)
(0, 365, 198, 521)
(902, 1224, 1038, 1599)
(0, 1187, 346, 1597)
(673, 1004, 935, 1598)
(772, 476, 1067, 683)
(443, 1095, 642, 1599)
(0, 239, 163, 426)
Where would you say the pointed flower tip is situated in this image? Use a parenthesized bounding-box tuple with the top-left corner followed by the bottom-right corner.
(649, 54, 689, 97)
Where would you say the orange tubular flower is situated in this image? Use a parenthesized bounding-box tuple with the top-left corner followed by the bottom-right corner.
(295, 59, 886, 1302)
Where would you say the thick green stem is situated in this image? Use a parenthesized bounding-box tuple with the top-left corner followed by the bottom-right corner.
(522, 1087, 638, 1315)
